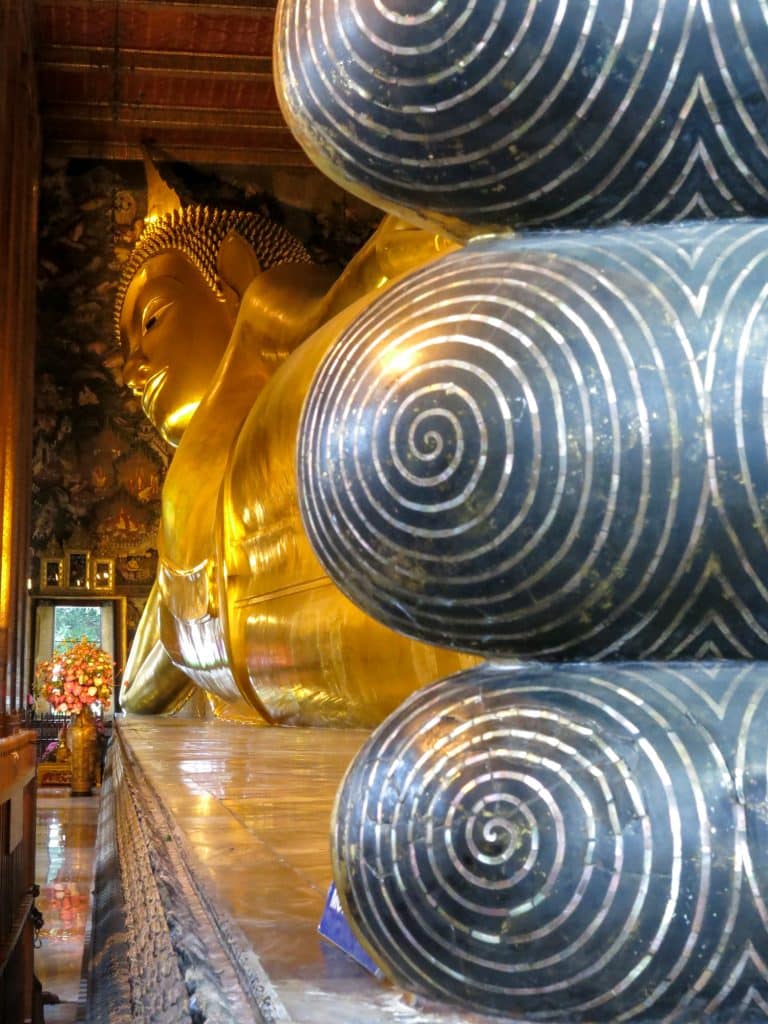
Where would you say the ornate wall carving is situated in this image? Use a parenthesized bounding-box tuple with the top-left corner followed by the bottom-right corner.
(86, 729, 290, 1024)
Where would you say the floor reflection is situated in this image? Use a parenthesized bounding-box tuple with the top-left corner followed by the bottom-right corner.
(44, 815, 64, 884)
(35, 789, 99, 1023)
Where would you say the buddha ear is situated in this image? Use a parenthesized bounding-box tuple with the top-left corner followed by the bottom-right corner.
(217, 229, 262, 310)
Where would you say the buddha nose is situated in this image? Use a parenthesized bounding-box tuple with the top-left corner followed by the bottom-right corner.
(123, 352, 149, 395)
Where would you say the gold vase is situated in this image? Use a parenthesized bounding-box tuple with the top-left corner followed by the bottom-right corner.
(69, 705, 97, 796)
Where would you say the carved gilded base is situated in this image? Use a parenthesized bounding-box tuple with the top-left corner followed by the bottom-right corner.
(85, 729, 287, 1024)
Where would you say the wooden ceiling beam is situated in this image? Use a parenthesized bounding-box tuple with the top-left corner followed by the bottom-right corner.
(42, 115, 300, 147)
(35, 1, 277, 53)
(42, 140, 309, 167)
(37, 0, 277, 11)
(34, 0, 305, 168)
(38, 67, 279, 109)
(37, 46, 273, 76)
(41, 101, 287, 130)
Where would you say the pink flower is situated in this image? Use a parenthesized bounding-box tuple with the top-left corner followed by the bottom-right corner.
(36, 639, 114, 711)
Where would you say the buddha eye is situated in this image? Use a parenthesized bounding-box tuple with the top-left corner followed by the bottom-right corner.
(142, 299, 173, 336)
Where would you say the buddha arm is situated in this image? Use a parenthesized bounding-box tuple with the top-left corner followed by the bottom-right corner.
(310, 215, 459, 322)
(120, 581, 195, 714)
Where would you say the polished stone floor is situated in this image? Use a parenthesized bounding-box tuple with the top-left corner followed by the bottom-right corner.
(30, 723, 515, 1023)
(119, 718, 506, 1024)
(35, 789, 99, 1024)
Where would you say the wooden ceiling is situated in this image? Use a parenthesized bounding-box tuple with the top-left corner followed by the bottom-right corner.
(35, 0, 310, 166)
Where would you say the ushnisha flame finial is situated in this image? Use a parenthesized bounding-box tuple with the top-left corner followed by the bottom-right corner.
(141, 145, 182, 224)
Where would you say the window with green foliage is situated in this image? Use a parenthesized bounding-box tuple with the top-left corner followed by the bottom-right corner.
(53, 605, 102, 651)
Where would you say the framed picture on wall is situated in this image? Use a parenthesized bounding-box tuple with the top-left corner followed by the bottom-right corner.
(91, 558, 114, 592)
(65, 550, 90, 589)
(40, 557, 63, 593)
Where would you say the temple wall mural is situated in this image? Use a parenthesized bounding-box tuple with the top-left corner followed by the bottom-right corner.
(34, 159, 169, 598)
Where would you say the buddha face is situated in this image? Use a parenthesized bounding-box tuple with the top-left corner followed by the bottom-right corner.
(120, 251, 235, 447)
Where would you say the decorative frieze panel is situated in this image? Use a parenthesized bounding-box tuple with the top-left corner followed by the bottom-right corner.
(86, 731, 289, 1024)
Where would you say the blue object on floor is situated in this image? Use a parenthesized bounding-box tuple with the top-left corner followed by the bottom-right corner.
(318, 883, 382, 978)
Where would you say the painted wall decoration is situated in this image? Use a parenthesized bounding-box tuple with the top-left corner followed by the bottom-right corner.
(33, 158, 171, 591)
(32, 157, 380, 596)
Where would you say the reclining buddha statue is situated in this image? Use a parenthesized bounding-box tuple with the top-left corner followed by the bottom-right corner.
(117, 0, 768, 1015)
(117, 156, 476, 725)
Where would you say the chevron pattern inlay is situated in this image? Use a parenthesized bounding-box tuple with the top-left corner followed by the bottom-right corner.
(281, 1, 768, 1019)
(277, 0, 768, 234)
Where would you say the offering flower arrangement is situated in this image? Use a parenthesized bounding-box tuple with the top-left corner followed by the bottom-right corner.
(35, 638, 113, 715)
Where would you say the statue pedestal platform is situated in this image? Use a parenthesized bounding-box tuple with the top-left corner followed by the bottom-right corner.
(87, 718, 503, 1024)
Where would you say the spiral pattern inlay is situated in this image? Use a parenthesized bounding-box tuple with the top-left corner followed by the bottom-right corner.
(299, 220, 768, 661)
(333, 661, 768, 1020)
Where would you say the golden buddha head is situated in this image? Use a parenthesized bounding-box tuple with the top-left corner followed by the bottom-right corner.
(116, 198, 311, 447)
